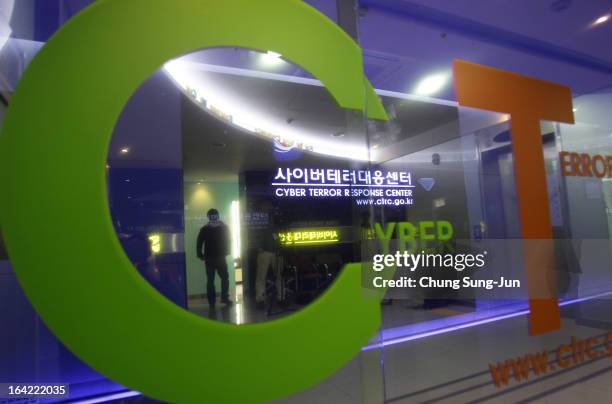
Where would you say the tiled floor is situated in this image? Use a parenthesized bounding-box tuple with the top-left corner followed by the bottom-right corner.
(187, 292, 473, 327)
(187, 295, 306, 324)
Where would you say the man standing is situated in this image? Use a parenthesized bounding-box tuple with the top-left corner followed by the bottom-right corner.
(197, 208, 231, 308)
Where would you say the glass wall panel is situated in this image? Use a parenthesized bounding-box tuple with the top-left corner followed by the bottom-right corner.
(356, 2, 612, 401)
(0, 2, 129, 400)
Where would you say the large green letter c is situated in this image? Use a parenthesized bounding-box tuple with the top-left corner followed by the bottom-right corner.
(0, 0, 385, 402)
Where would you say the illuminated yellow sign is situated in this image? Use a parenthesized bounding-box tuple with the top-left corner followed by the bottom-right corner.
(278, 229, 339, 245)
(148, 234, 161, 254)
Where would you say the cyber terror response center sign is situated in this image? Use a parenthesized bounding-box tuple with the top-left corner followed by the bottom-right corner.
(272, 167, 415, 206)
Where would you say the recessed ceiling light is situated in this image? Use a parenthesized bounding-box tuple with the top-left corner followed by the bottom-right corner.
(120, 147, 130, 154)
(592, 14, 610, 26)
(414, 72, 449, 96)
(260, 50, 284, 67)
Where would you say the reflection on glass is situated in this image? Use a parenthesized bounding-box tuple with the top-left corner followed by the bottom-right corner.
(111, 48, 373, 325)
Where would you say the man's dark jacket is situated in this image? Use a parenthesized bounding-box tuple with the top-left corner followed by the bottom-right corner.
(197, 222, 230, 260)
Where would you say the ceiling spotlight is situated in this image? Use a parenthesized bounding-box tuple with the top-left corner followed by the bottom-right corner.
(120, 147, 130, 154)
(592, 14, 610, 26)
(414, 72, 449, 96)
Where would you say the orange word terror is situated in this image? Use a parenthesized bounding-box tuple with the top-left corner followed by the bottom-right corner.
(559, 151, 612, 178)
